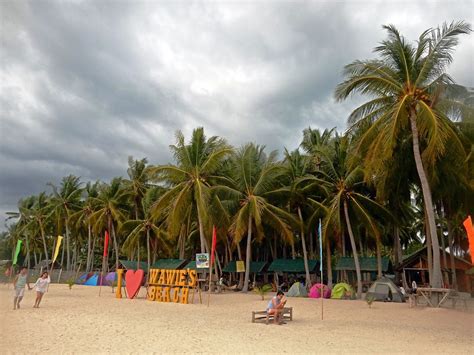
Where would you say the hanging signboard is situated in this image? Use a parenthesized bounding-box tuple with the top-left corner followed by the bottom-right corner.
(196, 253, 209, 269)
(236, 260, 245, 273)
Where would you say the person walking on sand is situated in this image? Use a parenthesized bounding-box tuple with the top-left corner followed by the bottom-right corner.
(267, 290, 287, 325)
(13, 266, 32, 310)
(32, 271, 51, 308)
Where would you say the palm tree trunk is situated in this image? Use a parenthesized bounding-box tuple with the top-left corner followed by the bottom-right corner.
(237, 241, 244, 289)
(298, 207, 311, 288)
(111, 222, 119, 270)
(91, 233, 97, 272)
(65, 219, 70, 271)
(409, 111, 442, 288)
(343, 200, 362, 299)
(424, 208, 433, 282)
(446, 220, 458, 290)
(394, 226, 402, 265)
(25, 234, 31, 270)
(39, 220, 49, 262)
(146, 229, 151, 274)
(376, 237, 382, 278)
(326, 240, 333, 288)
(291, 242, 296, 259)
(86, 222, 92, 272)
(242, 214, 252, 293)
(196, 206, 207, 254)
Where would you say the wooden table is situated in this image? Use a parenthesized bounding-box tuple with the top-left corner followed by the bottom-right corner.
(416, 287, 453, 308)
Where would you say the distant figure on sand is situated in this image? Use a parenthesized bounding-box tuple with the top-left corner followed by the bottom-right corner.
(267, 290, 287, 325)
(32, 271, 51, 308)
(13, 267, 31, 310)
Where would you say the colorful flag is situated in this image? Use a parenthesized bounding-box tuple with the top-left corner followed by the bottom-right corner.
(52, 236, 63, 263)
(12, 240, 22, 265)
(210, 226, 217, 266)
(103, 230, 109, 257)
(463, 216, 474, 264)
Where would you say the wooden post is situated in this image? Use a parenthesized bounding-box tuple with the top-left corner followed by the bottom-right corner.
(116, 269, 123, 298)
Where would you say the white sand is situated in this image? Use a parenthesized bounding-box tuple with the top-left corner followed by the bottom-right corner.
(1, 284, 473, 354)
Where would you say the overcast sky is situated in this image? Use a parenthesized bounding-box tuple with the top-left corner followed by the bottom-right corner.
(1, 0, 473, 227)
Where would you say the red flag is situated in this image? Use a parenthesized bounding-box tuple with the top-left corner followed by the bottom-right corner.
(103, 230, 109, 257)
(211, 226, 217, 266)
(463, 216, 474, 264)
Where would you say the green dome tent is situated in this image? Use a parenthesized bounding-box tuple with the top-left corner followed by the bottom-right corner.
(287, 282, 308, 297)
(331, 282, 354, 299)
(365, 277, 405, 302)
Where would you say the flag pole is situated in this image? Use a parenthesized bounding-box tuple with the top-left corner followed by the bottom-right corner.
(99, 230, 109, 297)
(319, 219, 324, 321)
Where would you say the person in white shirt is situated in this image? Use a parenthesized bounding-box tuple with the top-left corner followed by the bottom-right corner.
(33, 271, 51, 308)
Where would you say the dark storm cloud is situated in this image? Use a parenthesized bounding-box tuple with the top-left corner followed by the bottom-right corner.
(1, 0, 472, 226)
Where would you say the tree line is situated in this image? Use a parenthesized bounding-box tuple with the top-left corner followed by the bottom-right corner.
(4, 22, 473, 298)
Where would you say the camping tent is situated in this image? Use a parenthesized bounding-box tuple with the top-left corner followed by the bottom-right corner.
(331, 282, 354, 299)
(82, 273, 110, 286)
(309, 283, 331, 299)
(287, 282, 308, 297)
(366, 276, 405, 302)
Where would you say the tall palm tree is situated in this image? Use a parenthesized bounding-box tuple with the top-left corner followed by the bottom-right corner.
(302, 136, 388, 298)
(91, 178, 130, 269)
(283, 148, 312, 288)
(335, 22, 471, 287)
(48, 175, 83, 270)
(25, 193, 51, 263)
(71, 181, 100, 272)
(120, 187, 166, 272)
(220, 144, 296, 292)
(149, 128, 232, 253)
(125, 156, 149, 220)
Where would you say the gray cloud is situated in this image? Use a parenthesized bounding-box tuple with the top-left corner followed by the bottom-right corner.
(1, 0, 473, 227)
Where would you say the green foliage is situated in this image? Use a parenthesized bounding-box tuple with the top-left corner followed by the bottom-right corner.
(254, 284, 273, 300)
(366, 295, 375, 308)
(66, 277, 75, 290)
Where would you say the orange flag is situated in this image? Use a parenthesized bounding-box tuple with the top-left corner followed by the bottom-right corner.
(463, 216, 474, 264)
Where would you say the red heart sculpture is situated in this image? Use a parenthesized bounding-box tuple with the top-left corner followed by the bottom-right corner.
(125, 269, 144, 299)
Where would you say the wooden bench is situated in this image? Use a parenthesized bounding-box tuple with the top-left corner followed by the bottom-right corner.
(252, 307, 293, 324)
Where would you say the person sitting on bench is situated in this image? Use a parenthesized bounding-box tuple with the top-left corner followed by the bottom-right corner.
(267, 290, 287, 325)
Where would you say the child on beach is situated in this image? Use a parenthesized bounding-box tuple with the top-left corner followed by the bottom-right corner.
(13, 267, 32, 310)
(32, 271, 51, 308)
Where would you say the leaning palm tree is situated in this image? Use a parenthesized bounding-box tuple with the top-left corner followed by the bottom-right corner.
(149, 127, 232, 253)
(24, 192, 51, 263)
(220, 144, 296, 292)
(335, 22, 471, 288)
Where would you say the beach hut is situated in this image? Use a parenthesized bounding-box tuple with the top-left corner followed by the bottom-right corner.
(152, 259, 187, 270)
(395, 246, 473, 294)
(287, 282, 308, 297)
(331, 282, 354, 299)
(309, 283, 331, 299)
(119, 260, 148, 272)
(366, 276, 405, 302)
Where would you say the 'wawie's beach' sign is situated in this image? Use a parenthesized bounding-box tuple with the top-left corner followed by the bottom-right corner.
(146, 269, 197, 304)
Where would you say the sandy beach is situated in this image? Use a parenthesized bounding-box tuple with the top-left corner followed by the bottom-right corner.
(1, 284, 473, 354)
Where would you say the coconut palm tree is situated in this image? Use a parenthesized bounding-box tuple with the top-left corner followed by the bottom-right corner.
(120, 187, 166, 272)
(125, 156, 149, 220)
(302, 135, 388, 298)
(283, 148, 312, 288)
(149, 128, 232, 253)
(48, 175, 83, 270)
(335, 22, 471, 287)
(220, 144, 296, 292)
(90, 178, 131, 270)
(71, 181, 100, 272)
(24, 192, 51, 263)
